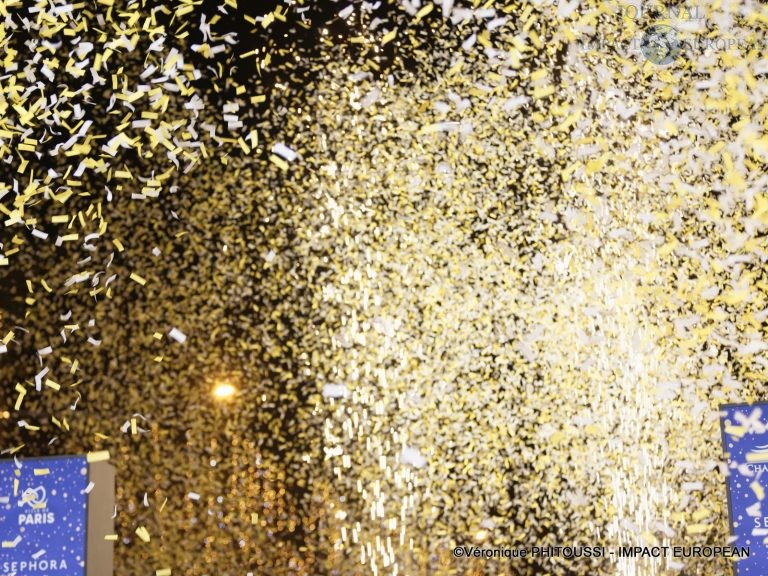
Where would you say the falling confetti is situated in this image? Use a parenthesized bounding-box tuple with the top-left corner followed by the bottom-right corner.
(1, 0, 768, 575)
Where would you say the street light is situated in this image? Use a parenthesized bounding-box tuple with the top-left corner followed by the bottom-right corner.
(212, 382, 237, 401)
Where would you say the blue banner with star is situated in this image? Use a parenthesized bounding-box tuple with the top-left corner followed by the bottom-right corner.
(0, 455, 88, 576)
(721, 403, 768, 576)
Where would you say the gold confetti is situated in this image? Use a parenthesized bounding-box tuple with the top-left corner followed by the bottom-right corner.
(86, 451, 110, 463)
(129, 272, 147, 286)
(135, 526, 151, 543)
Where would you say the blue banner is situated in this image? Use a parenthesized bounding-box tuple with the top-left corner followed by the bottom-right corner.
(0, 456, 88, 576)
(721, 403, 768, 576)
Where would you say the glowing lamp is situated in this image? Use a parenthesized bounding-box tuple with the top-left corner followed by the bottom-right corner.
(212, 382, 237, 400)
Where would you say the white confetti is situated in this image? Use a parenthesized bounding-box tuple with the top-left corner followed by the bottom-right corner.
(168, 327, 187, 344)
